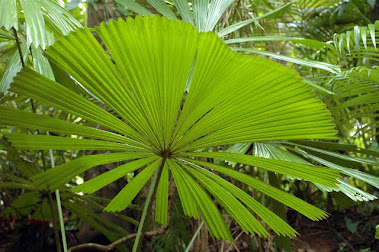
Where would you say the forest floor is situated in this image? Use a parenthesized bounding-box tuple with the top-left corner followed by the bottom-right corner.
(0, 206, 378, 251)
(289, 208, 378, 252)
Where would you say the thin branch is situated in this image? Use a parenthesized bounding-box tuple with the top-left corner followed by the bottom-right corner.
(184, 221, 204, 252)
(68, 227, 167, 252)
(12, 28, 25, 68)
(226, 231, 244, 252)
(12, 27, 37, 112)
(47, 192, 62, 252)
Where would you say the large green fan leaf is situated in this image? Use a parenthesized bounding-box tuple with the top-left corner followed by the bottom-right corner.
(9, 16, 340, 239)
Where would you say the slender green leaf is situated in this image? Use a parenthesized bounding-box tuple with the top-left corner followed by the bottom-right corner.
(218, 1, 297, 37)
(224, 36, 329, 50)
(39, 0, 82, 36)
(233, 48, 341, 74)
(64, 201, 124, 244)
(253, 143, 310, 165)
(184, 163, 268, 236)
(225, 143, 251, 167)
(19, 0, 54, 49)
(183, 158, 328, 221)
(155, 162, 169, 225)
(368, 23, 376, 50)
(184, 221, 204, 252)
(72, 157, 158, 194)
(173, 0, 194, 25)
(184, 160, 297, 236)
(31, 46, 55, 80)
(32, 152, 153, 190)
(6, 133, 146, 151)
(290, 148, 379, 189)
(0, 106, 146, 148)
(184, 152, 340, 187)
(304, 79, 335, 95)
(173, 160, 233, 241)
(169, 160, 198, 218)
(1, 192, 41, 219)
(337, 179, 377, 201)
(104, 159, 161, 212)
(193, 0, 208, 32)
(147, 0, 177, 19)
(205, 0, 234, 32)
(0, 182, 35, 190)
(115, 0, 153, 16)
(287, 142, 379, 167)
(0, 43, 28, 93)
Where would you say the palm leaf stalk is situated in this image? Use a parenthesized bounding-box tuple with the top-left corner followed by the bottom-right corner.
(3, 16, 340, 241)
(48, 147, 68, 252)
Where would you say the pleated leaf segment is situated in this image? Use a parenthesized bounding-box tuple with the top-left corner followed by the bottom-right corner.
(5, 16, 340, 241)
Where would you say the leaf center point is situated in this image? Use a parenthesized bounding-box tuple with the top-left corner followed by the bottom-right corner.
(159, 149, 171, 159)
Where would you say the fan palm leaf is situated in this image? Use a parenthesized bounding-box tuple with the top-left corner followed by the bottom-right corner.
(3, 16, 340, 240)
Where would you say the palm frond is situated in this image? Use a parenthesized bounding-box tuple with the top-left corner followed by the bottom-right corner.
(330, 21, 379, 63)
(0, 42, 28, 93)
(317, 66, 379, 139)
(0, 0, 18, 31)
(6, 16, 341, 239)
(0, 0, 81, 93)
(254, 142, 378, 202)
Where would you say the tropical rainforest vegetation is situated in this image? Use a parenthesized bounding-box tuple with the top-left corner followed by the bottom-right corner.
(0, 0, 378, 251)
